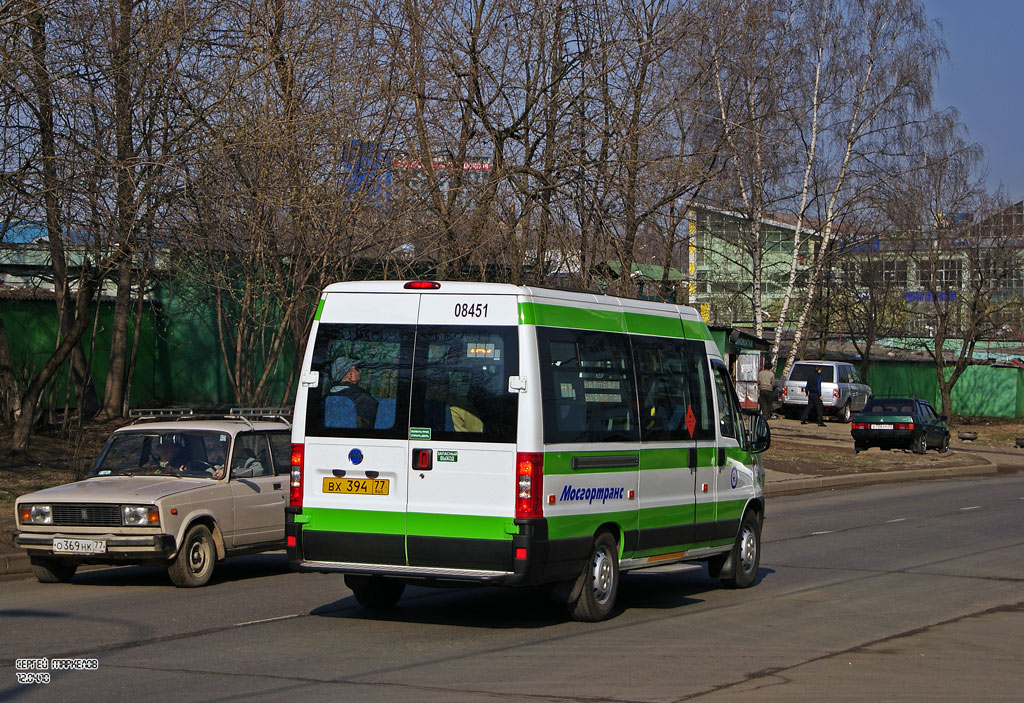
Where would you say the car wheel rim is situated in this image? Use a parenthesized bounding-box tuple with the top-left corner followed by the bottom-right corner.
(739, 525, 757, 574)
(188, 539, 208, 574)
(591, 546, 615, 605)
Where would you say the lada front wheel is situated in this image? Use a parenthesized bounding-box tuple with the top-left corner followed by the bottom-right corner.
(568, 532, 619, 622)
(30, 556, 77, 583)
(168, 524, 215, 587)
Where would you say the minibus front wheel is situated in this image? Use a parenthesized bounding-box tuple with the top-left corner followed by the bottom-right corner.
(715, 510, 762, 589)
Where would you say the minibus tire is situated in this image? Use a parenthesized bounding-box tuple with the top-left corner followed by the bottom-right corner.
(568, 532, 619, 622)
(345, 574, 405, 611)
(721, 511, 761, 589)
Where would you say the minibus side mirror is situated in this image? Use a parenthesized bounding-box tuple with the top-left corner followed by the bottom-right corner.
(748, 414, 771, 454)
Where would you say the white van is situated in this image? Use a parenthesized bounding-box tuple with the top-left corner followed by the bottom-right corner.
(287, 281, 769, 620)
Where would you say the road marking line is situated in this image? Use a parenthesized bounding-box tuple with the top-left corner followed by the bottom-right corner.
(811, 530, 833, 535)
(234, 614, 302, 627)
(959, 506, 981, 511)
(886, 518, 908, 523)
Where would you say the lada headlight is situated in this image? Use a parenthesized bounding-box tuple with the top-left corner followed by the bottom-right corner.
(18, 504, 53, 525)
(122, 505, 160, 526)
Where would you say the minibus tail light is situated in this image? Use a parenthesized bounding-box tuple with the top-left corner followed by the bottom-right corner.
(515, 452, 544, 519)
(290, 443, 304, 508)
(404, 281, 441, 290)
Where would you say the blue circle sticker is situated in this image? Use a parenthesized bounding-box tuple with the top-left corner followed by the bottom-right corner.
(348, 448, 363, 465)
(730, 466, 738, 489)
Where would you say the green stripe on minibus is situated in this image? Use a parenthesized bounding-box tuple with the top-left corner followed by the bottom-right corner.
(638, 504, 697, 529)
(407, 513, 515, 540)
(303, 507, 404, 534)
(623, 312, 684, 337)
(546, 510, 639, 540)
(716, 499, 746, 522)
(695, 501, 715, 525)
(314, 298, 325, 321)
(544, 447, 718, 475)
(518, 302, 624, 332)
(681, 319, 711, 340)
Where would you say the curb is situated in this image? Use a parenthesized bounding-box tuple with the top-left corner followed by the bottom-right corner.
(1, 551, 30, 576)
(764, 460, 999, 497)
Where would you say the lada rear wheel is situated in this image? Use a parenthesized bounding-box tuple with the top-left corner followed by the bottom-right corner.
(721, 511, 761, 589)
(30, 556, 77, 583)
(168, 524, 215, 587)
(345, 574, 405, 611)
(568, 532, 619, 622)
(939, 433, 950, 453)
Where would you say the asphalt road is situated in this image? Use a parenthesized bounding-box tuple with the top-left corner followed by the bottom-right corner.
(1, 475, 1022, 702)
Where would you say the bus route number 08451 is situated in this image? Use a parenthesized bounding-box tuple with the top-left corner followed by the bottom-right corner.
(454, 302, 488, 318)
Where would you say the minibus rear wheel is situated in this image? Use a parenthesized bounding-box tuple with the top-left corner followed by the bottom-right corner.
(345, 574, 405, 611)
(568, 531, 619, 622)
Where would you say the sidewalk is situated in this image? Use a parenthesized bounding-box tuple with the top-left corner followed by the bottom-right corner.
(3, 421, 1020, 577)
(764, 417, 1014, 496)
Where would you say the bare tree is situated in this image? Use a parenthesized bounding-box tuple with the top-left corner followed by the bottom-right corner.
(775, 0, 943, 377)
(889, 116, 1020, 417)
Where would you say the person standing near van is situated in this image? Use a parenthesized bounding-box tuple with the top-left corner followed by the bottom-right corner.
(801, 365, 825, 426)
(757, 361, 775, 418)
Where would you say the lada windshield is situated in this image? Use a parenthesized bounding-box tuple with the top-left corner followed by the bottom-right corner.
(91, 431, 230, 478)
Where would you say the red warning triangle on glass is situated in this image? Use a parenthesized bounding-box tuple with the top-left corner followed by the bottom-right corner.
(685, 405, 696, 437)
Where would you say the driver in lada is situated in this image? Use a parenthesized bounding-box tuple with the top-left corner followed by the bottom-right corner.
(153, 435, 189, 472)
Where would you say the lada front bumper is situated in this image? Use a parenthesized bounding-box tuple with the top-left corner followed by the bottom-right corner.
(14, 531, 177, 563)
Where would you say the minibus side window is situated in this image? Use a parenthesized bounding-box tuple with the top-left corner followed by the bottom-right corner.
(632, 338, 683, 441)
(304, 324, 414, 438)
(712, 362, 743, 442)
(684, 342, 716, 441)
(409, 326, 519, 443)
(538, 328, 639, 444)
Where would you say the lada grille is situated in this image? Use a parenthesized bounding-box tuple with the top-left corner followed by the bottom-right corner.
(51, 504, 122, 527)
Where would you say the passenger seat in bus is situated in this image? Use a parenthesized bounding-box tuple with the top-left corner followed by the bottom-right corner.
(324, 396, 357, 429)
(374, 398, 396, 429)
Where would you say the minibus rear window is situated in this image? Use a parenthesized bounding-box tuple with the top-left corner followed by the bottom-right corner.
(305, 324, 415, 439)
(305, 323, 518, 443)
(409, 326, 519, 443)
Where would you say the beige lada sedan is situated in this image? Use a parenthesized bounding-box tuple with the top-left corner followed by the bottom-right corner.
(14, 409, 292, 587)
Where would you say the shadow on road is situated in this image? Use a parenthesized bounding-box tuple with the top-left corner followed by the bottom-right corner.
(60, 553, 292, 588)
(308, 565, 774, 626)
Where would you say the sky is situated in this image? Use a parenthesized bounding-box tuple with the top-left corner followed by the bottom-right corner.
(924, 0, 1024, 201)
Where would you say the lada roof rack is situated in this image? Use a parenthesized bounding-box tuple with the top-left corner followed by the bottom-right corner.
(228, 407, 292, 429)
(128, 408, 194, 424)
